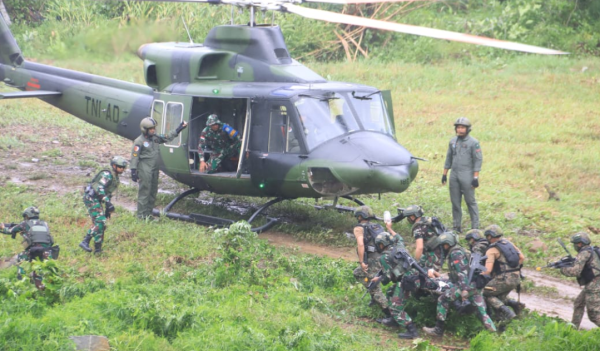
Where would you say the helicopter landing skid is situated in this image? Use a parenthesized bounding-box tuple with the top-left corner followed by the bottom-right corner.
(151, 189, 281, 233)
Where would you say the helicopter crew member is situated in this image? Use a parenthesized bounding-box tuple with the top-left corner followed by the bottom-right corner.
(79, 156, 128, 254)
(352, 206, 390, 317)
(442, 117, 482, 233)
(0, 206, 56, 289)
(422, 232, 496, 336)
(482, 224, 525, 321)
(560, 232, 600, 328)
(465, 229, 489, 255)
(198, 114, 241, 173)
(369, 232, 419, 339)
(130, 117, 188, 219)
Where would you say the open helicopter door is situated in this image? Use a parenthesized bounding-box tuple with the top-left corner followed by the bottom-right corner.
(153, 93, 192, 173)
(381, 90, 396, 139)
(235, 100, 252, 179)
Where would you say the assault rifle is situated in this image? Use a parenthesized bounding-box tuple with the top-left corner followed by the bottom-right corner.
(467, 252, 488, 287)
(395, 247, 447, 293)
(1, 223, 19, 238)
(362, 269, 384, 299)
(537, 238, 576, 270)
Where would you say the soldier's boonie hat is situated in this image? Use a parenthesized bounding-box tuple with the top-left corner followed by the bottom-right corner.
(206, 114, 221, 126)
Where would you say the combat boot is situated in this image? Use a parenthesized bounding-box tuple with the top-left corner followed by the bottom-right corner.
(79, 235, 93, 253)
(505, 299, 525, 315)
(422, 320, 444, 337)
(93, 241, 103, 255)
(398, 322, 419, 339)
(499, 305, 516, 320)
(376, 308, 399, 327)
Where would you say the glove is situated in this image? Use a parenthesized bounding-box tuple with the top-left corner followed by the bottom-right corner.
(175, 121, 188, 134)
(131, 169, 138, 183)
(472, 178, 479, 188)
(441, 174, 447, 184)
(105, 201, 115, 218)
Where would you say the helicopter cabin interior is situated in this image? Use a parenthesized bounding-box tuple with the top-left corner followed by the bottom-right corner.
(184, 97, 306, 178)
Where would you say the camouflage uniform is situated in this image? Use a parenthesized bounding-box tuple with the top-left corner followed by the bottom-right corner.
(483, 239, 523, 310)
(1, 220, 54, 280)
(83, 169, 120, 244)
(560, 246, 600, 328)
(443, 134, 482, 230)
(436, 246, 496, 331)
(412, 218, 443, 272)
(379, 243, 413, 327)
(130, 129, 179, 218)
(470, 239, 490, 256)
(198, 123, 241, 173)
(353, 223, 387, 310)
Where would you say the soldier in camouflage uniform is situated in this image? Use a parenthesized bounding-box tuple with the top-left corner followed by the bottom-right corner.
(79, 156, 128, 254)
(370, 232, 419, 339)
(442, 117, 482, 233)
(482, 224, 525, 320)
(560, 232, 600, 328)
(0, 206, 55, 289)
(404, 205, 444, 273)
(352, 206, 390, 316)
(465, 229, 489, 255)
(198, 114, 241, 174)
(423, 232, 496, 336)
(131, 117, 187, 219)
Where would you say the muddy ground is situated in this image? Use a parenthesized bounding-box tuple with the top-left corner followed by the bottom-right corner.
(0, 122, 596, 334)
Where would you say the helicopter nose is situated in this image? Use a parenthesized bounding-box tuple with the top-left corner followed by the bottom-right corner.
(306, 132, 418, 195)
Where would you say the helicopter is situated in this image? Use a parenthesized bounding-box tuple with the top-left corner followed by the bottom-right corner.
(0, 0, 565, 231)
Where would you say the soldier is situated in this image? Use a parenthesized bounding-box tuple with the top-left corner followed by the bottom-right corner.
(198, 114, 241, 173)
(370, 232, 419, 339)
(482, 224, 525, 320)
(352, 206, 391, 318)
(79, 156, 128, 254)
(404, 205, 444, 273)
(465, 229, 489, 255)
(442, 117, 482, 233)
(560, 232, 600, 328)
(0, 206, 56, 289)
(422, 232, 496, 336)
(130, 117, 187, 219)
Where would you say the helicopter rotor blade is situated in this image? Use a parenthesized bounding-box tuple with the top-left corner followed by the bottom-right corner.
(282, 3, 567, 55)
(303, 0, 434, 3)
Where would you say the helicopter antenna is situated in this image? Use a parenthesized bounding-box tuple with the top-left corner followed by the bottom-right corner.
(250, 6, 255, 27)
(181, 16, 194, 44)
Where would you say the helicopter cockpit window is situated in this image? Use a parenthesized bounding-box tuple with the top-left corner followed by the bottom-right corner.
(163, 102, 184, 148)
(349, 92, 392, 135)
(294, 94, 359, 150)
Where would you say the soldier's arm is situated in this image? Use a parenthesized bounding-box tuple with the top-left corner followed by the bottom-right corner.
(483, 247, 498, 275)
(414, 237, 424, 261)
(472, 140, 483, 173)
(453, 251, 473, 291)
(2, 222, 25, 238)
(354, 226, 366, 268)
(561, 250, 590, 277)
(130, 140, 142, 170)
(443, 139, 454, 171)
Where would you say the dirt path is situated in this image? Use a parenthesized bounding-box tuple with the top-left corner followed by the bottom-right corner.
(259, 232, 597, 330)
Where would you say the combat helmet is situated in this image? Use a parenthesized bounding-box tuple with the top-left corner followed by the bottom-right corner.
(22, 206, 40, 219)
(484, 224, 503, 238)
(354, 205, 374, 221)
(570, 232, 591, 246)
(403, 205, 423, 224)
(110, 156, 128, 169)
(375, 232, 394, 252)
(206, 114, 221, 126)
(140, 117, 157, 135)
(454, 117, 472, 133)
(465, 229, 484, 241)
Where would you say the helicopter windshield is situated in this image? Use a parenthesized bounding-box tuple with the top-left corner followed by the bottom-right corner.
(348, 92, 393, 135)
(294, 93, 359, 150)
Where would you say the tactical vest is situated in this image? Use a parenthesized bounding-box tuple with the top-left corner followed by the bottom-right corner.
(489, 239, 520, 275)
(23, 219, 53, 249)
(89, 169, 117, 197)
(579, 247, 600, 286)
(413, 218, 440, 252)
(387, 245, 409, 281)
(357, 222, 385, 254)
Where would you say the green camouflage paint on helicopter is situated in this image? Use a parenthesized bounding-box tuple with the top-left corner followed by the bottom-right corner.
(0, 17, 419, 225)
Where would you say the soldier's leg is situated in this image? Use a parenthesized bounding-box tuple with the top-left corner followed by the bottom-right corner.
(389, 283, 412, 327)
(459, 174, 479, 229)
(483, 277, 507, 310)
(146, 169, 159, 214)
(16, 251, 28, 280)
(137, 164, 152, 218)
(584, 290, 600, 327)
(449, 173, 463, 230)
(471, 292, 497, 331)
(367, 254, 388, 310)
(571, 290, 586, 328)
